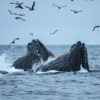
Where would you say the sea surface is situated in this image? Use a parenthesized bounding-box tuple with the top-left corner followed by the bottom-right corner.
(0, 45, 100, 100)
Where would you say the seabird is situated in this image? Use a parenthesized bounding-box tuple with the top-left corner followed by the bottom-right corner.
(15, 17, 26, 21)
(70, 10, 82, 14)
(29, 33, 34, 36)
(92, 25, 100, 31)
(52, 4, 67, 10)
(11, 38, 20, 44)
(15, 2, 23, 9)
(13, 13, 25, 16)
(8, 10, 13, 15)
(25, 1, 35, 11)
(50, 30, 58, 35)
(8, 38, 20, 48)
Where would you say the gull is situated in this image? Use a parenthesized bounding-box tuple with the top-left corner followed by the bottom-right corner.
(15, 17, 26, 21)
(8, 38, 20, 48)
(70, 10, 83, 14)
(8, 10, 13, 15)
(10, 2, 17, 5)
(10, 38, 20, 44)
(92, 25, 100, 31)
(52, 4, 67, 10)
(13, 13, 25, 16)
(25, 1, 35, 11)
(50, 30, 58, 35)
(15, 2, 23, 9)
(29, 33, 34, 36)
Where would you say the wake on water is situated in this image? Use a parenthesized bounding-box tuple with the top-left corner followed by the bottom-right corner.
(0, 53, 87, 75)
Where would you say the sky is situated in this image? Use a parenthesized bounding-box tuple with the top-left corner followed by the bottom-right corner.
(0, 0, 100, 45)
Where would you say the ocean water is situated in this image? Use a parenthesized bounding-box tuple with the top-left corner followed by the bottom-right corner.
(0, 45, 100, 100)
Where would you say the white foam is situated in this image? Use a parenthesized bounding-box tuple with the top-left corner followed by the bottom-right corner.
(0, 54, 23, 73)
(79, 65, 88, 73)
(32, 57, 55, 72)
(36, 70, 60, 74)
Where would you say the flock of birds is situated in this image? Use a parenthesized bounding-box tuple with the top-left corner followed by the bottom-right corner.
(8, 1, 35, 21)
(8, 0, 100, 47)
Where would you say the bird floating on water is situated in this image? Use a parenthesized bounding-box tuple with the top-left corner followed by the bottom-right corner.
(50, 30, 58, 35)
(25, 1, 35, 11)
(70, 10, 83, 14)
(52, 4, 67, 10)
(92, 25, 100, 31)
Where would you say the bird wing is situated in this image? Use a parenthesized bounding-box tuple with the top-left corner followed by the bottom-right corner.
(32, 1, 35, 9)
(16, 38, 20, 40)
(20, 3, 23, 5)
(71, 9, 75, 12)
(8, 10, 12, 14)
(92, 26, 96, 31)
(61, 5, 67, 8)
(52, 4, 59, 8)
(25, 6, 30, 9)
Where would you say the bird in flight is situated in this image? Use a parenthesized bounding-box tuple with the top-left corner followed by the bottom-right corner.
(10, 2, 17, 5)
(8, 10, 13, 15)
(52, 4, 67, 10)
(13, 13, 25, 16)
(15, 17, 26, 21)
(25, 1, 35, 11)
(29, 33, 34, 36)
(10, 2, 23, 9)
(8, 38, 20, 48)
(15, 2, 23, 9)
(92, 25, 100, 31)
(10, 38, 20, 44)
(50, 30, 58, 35)
(70, 10, 82, 14)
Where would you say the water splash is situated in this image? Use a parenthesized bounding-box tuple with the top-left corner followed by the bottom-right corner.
(0, 54, 23, 73)
(79, 65, 88, 73)
(32, 57, 55, 72)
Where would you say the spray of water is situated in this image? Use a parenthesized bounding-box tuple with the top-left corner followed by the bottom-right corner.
(0, 54, 23, 73)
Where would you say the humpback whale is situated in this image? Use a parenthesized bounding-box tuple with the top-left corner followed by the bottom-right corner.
(13, 40, 90, 73)
(35, 41, 90, 73)
(12, 39, 54, 71)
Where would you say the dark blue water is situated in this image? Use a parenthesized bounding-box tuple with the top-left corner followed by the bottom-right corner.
(0, 45, 100, 100)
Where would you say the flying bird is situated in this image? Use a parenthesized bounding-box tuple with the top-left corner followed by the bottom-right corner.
(92, 25, 100, 31)
(25, 1, 35, 11)
(8, 10, 13, 15)
(29, 33, 34, 36)
(70, 10, 82, 14)
(15, 17, 26, 21)
(10, 38, 20, 44)
(50, 30, 58, 35)
(15, 2, 23, 9)
(13, 13, 25, 16)
(8, 38, 20, 48)
(10, 2, 17, 5)
(52, 4, 67, 9)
